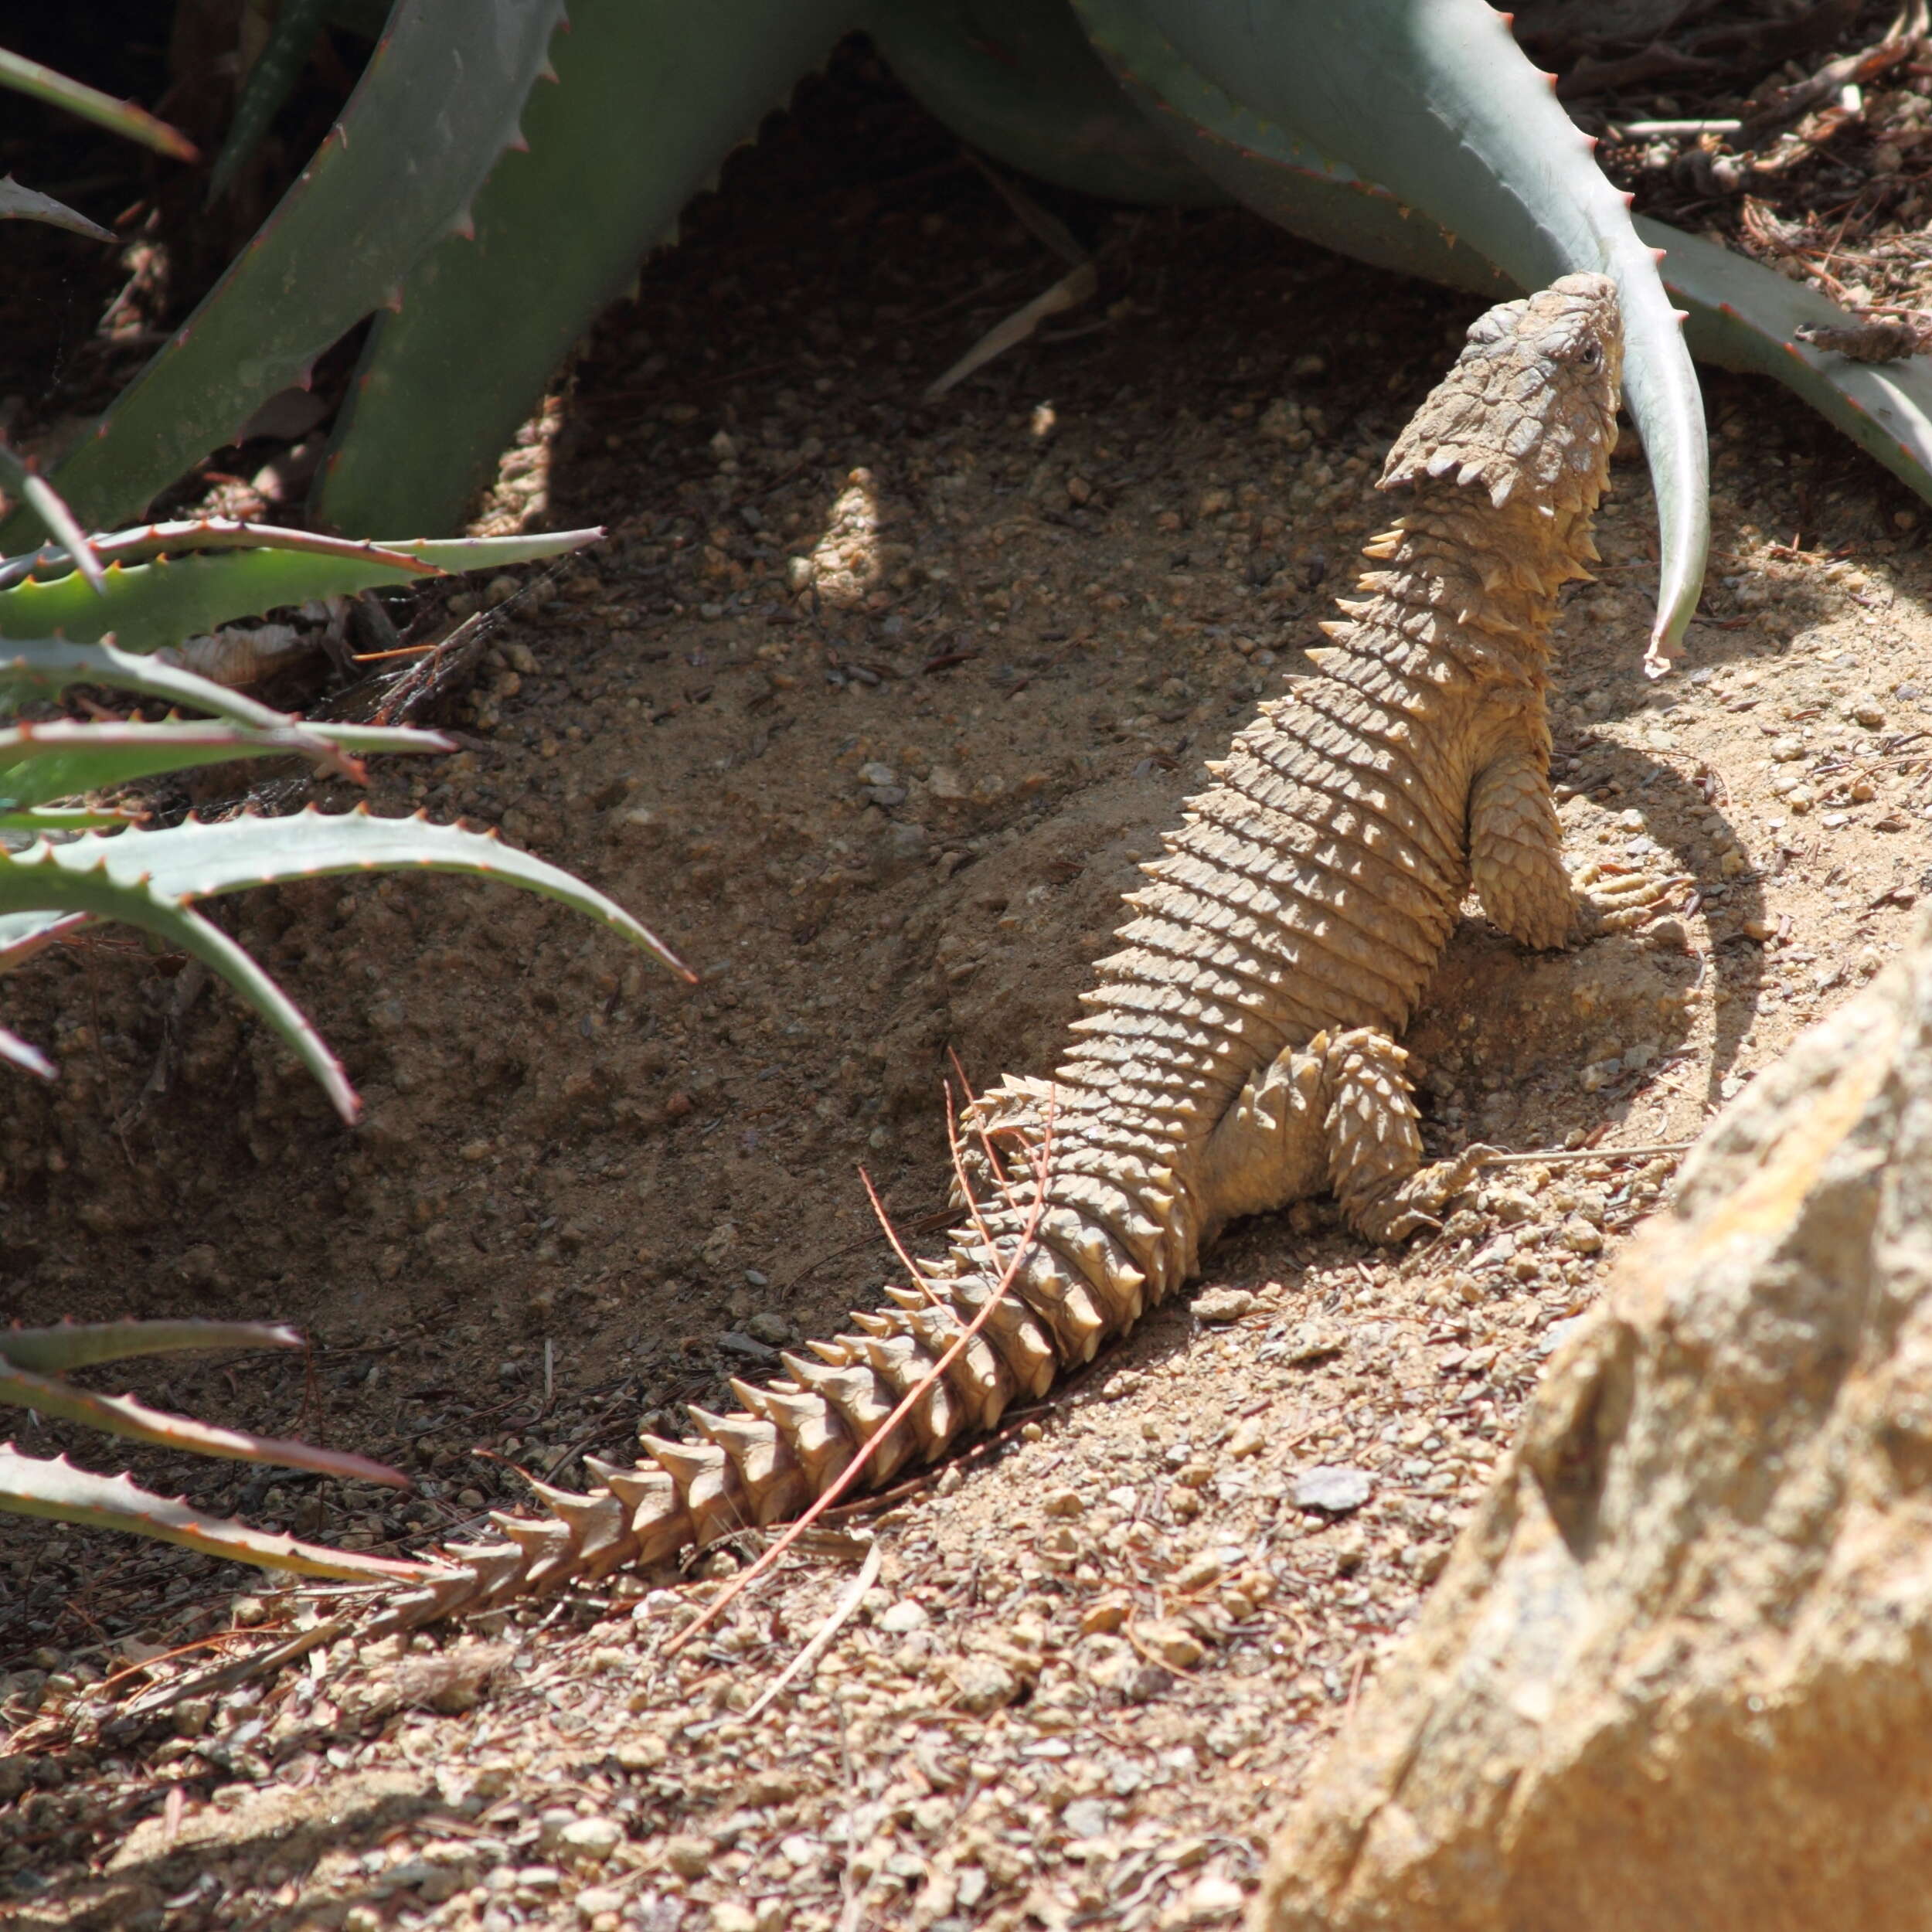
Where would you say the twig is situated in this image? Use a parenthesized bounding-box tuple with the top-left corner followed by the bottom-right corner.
(662, 1100, 1058, 1657)
(1610, 118, 1743, 137)
(858, 1164, 944, 1308)
(121, 1615, 349, 1719)
(1478, 1141, 1693, 1168)
(741, 1539, 882, 1723)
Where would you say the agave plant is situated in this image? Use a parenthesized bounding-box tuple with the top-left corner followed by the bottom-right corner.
(11, 0, 1932, 676)
(0, 508, 692, 1563)
(0, 515, 691, 1114)
(2, 1319, 433, 1581)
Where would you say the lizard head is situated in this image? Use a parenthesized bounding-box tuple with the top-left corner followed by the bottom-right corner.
(1381, 273, 1622, 515)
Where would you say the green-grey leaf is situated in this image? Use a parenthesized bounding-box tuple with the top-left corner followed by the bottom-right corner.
(0, 718, 443, 809)
(2, 1317, 300, 1373)
(5, 807, 693, 983)
(0, 1444, 429, 1581)
(315, 0, 858, 533)
(0, 174, 114, 241)
(0, 1024, 53, 1079)
(0, 808, 692, 1119)
(20, 0, 570, 538)
(0, 525, 602, 651)
(0, 636, 311, 727)
(0, 444, 104, 594)
(0, 46, 198, 162)
(1639, 215, 1932, 515)
(0, 1358, 410, 1485)
(0, 519, 603, 590)
(1071, 0, 1708, 667)
(0, 866, 359, 1118)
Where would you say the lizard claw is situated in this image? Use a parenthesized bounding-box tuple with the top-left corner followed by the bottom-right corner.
(1570, 861, 1692, 937)
(1350, 1143, 1498, 1243)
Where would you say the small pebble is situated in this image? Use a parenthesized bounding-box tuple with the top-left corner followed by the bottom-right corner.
(1081, 1597, 1131, 1634)
(1560, 1216, 1605, 1255)
(665, 1835, 715, 1879)
(950, 1657, 1022, 1713)
(1063, 1798, 1111, 1838)
(1137, 1619, 1207, 1668)
(1293, 1465, 1374, 1514)
(560, 1818, 622, 1865)
(1193, 1287, 1254, 1323)
(1174, 1551, 1226, 1591)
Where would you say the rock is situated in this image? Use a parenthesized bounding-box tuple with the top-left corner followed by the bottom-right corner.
(1042, 1487, 1085, 1518)
(1193, 1287, 1256, 1323)
(1088, 1651, 1172, 1706)
(1063, 1798, 1111, 1838)
(1291, 1465, 1373, 1515)
(664, 1835, 715, 1879)
(878, 1599, 930, 1634)
(1138, 1620, 1207, 1668)
(559, 1818, 622, 1864)
(1279, 1318, 1349, 1365)
(949, 1656, 1021, 1713)
(1253, 909, 1932, 1932)
(1174, 1550, 1226, 1592)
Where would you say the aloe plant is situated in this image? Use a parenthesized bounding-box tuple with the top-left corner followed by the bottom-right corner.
(13, 0, 1929, 677)
(0, 517, 690, 1116)
(0, 508, 692, 1568)
(2, 1320, 432, 1581)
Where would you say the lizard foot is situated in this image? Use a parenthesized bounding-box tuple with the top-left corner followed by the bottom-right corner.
(1349, 1142, 1499, 1244)
(1570, 859, 1692, 937)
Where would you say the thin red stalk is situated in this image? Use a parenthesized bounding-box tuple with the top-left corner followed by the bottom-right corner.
(662, 1105, 1056, 1657)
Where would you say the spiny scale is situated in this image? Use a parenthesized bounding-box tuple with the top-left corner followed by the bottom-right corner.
(366, 276, 1636, 1637)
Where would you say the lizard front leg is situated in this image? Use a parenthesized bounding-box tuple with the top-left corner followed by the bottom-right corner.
(1195, 1029, 1489, 1246)
(1470, 740, 1681, 946)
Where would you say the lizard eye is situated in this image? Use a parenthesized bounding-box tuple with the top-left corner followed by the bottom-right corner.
(1577, 341, 1602, 368)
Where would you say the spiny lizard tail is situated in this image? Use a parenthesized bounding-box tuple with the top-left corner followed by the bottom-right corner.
(366, 272, 1668, 1635)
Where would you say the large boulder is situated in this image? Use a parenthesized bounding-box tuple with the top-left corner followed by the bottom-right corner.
(1253, 912, 1932, 1932)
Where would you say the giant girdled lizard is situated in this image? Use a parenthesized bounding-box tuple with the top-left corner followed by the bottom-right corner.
(367, 272, 1671, 1634)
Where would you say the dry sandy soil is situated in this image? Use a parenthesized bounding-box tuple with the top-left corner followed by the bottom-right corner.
(7, 29, 1932, 1932)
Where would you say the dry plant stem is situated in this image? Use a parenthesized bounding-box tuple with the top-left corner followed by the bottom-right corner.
(662, 1103, 1058, 1658)
(740, 1539, 883, 1723)
(1479, 1141, 1693, 1167)
(858, 1163, 943, 1310)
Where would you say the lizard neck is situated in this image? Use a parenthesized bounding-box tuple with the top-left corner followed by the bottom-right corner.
(1345, 486, 1600, 688)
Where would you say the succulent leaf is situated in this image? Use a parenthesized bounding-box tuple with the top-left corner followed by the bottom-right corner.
(206, 0, 332, 204)
(0, 808, 692, 1117)
(0, 1446, 429, 1581)
(1638, 215, 1932, 512)
(866, 0, 1223, 207)
(1069, 0, 1707, 667)
(0, 519, 602, 592)
(2, 1317, 301, 1374)
(0, 525, 603, 652)
(0, 46, 198, 162)
(0, 443, 105, 593)
(19, 0, 570, 538)
(0, 1024, 53, 1078)
(0, 718, 444, 809)
(0, 175, 117, 242)
(0, 1358, 410, 1485)
(0, 634, 337, 730)
(0, 866, 360, 1117)
(314, 0, 858, 534)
